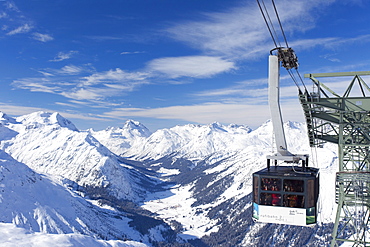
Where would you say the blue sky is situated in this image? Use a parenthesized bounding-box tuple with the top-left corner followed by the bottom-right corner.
(1, 0, 370, 131)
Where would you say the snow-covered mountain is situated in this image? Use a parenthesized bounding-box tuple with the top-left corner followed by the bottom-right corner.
(118, 120, 338, 246)
(0, 149, 142, 242)
(0, 112, 178, 246)
(0, 111, 339, 246)
(89, 115, 339, 246)
(89, 120, 151, 157)
(92, 121, 254, 161)
(0, 112, 157, 202)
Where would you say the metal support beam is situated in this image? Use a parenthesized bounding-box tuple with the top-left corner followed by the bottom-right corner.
(304, 71, 370, 78)
(299, 72, 370, 246)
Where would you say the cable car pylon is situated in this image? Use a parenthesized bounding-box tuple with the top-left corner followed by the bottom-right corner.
(300, 72, 370, 246)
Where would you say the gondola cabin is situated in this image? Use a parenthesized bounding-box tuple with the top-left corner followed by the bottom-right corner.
(252, 165, 319, 226)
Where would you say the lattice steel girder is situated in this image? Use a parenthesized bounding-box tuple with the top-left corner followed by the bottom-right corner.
(308, 114, 370, 146)
(308, 97, 370, 114)
(331, 172, 370, 247)
(342, 122, 370, 144)
(341, 145, 370, 171)
(305, 71, 370, 78)
(301, 72, 370, 247)
(305, 71, 370, 100)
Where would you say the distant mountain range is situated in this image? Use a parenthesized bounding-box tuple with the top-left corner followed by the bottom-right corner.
(0, 111, 339, 246)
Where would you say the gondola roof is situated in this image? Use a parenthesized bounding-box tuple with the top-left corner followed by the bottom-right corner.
(254, 166, 319, 178)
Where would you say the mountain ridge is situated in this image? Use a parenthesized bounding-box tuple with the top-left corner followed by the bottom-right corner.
(0, 111, 339, 246)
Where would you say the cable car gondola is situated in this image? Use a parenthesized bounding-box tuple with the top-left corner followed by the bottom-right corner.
(252, 163, 319, 226)
(253, 0, 320, 226)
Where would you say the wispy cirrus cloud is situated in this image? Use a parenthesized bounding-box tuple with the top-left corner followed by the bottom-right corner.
(50, 51, 78, 62)
(1, 1, 55, 43)
(12, 54, 235, 107)
(147, 56, 235, 78)
(59, 65, 84, 75)
(81, 68, 149, 87)
(164, 0, 363, 62)
(12, 77, 61, 94)
(12, 66, 151, 104)
(0, 102, 107, 123)
(193, 78, 267, 98)
(120, 51, 145, 55)
(32, 32, 53, 42)
(3, 1, 20, 12)
(165, 3, 267, 60)
(0, 11, 8, 19)
(6, 23, 32, 35)
(98, 100, 304, 129)
(37, 65, 91, 77)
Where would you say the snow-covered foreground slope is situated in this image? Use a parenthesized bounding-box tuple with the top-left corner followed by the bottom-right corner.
(0, 111, 340, 246)
(0, 149, 147, 245)
(0, 223, 148, 247)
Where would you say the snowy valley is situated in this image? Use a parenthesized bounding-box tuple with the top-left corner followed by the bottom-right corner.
(0, 111, 339, 246)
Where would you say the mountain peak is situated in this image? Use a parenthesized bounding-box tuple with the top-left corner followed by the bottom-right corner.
(0, 112, 17, 124)
(50, 112, 78, 131)
(122, 119, 151, 137)
(16, 111, 78, 131)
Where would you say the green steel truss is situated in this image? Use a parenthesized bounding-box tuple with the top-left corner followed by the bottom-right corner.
(299, 72, 370, 246)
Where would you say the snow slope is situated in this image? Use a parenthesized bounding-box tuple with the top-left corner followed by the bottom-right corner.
(0, 112, 157, 203)
(0, 111, 341, 246)
(0, 111, 179, 246)
(89, 120, 151, 157)
(0, 223, 148, 247)
(133, 120, 339, 246)
(94, 117, 338, 245)
(0, 148, 145, 244)
(92, 122, 253, 161)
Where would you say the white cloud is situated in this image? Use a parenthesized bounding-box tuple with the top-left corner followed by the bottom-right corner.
(81, 68, 149, 87)
(164, 0, 355, 61)
(12, 66, 151, 103)
(86, 35, 125, 41)
(59, 65, 84, 75)
(12, 78, 60, 93)
(0, 102, 45, 116)
(6, 23, 32, 35)
(120, 51, 145, 55)
(4, 1, 20, 12)
(38, 64, 91, 77)
(165, 3, 267, 60)
(50, 51, 78, 62)
(147, 56, 235, 78)
(0, 102, 106, 122)
(100, 100, 305, 129)
(193, 78, 268, 98)
(61, 88, 104, 101)
(38, 71, 54, 77)
(101, 103, 260, 124)
(55, 102, 80, 108)
(32, 32, 53, 42)
(0, 11, 8, 18)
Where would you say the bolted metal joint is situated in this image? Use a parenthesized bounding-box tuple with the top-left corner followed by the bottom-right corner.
(271, 47, 299, 70)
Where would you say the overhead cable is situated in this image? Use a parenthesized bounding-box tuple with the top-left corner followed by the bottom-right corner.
(271, 0, 289, 48)
(257, 0, 308, 92)
(256, 0, 278, 48)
